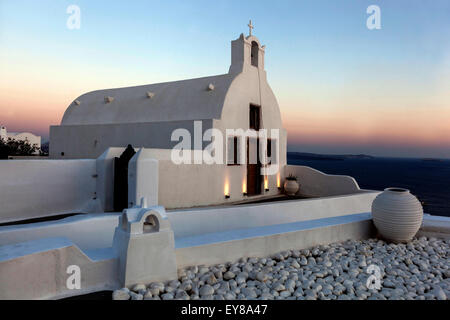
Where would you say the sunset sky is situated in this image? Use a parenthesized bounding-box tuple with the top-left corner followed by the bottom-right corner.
(1, 0, 449, 158)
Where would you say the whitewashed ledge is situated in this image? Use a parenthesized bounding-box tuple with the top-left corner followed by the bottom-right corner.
(174, 213, 375, 269)
(417, 214, 450, 240)
(0, 211, 375, 299)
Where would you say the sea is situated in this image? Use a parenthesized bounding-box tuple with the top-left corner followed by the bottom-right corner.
(287, 153, 450, 217)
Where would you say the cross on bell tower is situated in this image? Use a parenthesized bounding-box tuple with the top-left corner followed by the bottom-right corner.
(248, 20, 254, 36)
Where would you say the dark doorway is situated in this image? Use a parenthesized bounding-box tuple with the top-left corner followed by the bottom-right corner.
(113, 145, 136, 212)
(247, 137, 261, 196)
(249, 105, 260, 130)
(247, 104, 262, 196)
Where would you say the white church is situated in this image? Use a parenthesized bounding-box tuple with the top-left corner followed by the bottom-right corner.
(3, 24, 442, 300)
(50, 26, 288, 208)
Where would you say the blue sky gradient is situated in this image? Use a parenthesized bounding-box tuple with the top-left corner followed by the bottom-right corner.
(1, 0, 449, 157)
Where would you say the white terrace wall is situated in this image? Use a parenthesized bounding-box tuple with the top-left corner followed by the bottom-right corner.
(128, 149, 159, 208)
(157, 162, 363, 209)
(0, 237, 119, 299)
(167, 191, 379, 238)
(96, 147, 136, 212)
(0, 213, 121, 251)
(0, 201, 380, 299)
(285, 165, 362, 197)
(112, 148, 366, 210)
(157, 161, 281, 209)
(95, 146, 159, 213)
(0, 160, 102, 223)
(129, 148, 281, 210)
(0, 148, 367, 223)
(0, 193, 379, 251)
(0, 147, 157, 224)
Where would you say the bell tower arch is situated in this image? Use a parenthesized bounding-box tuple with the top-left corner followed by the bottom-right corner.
(229, 21, 266, 74)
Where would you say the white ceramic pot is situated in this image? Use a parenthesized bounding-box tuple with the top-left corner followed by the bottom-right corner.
(284, 180, 299, 196)
(372, 187, 423, 243)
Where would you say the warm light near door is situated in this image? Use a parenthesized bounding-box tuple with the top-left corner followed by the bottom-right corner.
(242, 180, 247, 196)
(277, 172, 281, 189)
(224, 181, 230, 199)
(264, 176, 269, 191)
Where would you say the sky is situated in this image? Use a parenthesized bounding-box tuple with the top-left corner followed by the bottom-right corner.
(0, 0, 449, 158)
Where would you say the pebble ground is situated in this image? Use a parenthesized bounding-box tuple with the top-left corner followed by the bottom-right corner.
(113, 237, 449, 300)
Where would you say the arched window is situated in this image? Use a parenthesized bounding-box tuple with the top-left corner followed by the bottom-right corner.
(251, 41, 259, 67)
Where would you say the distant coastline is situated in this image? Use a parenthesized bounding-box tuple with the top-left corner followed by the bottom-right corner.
(287, 152, 374, 161)
(288, 152, 448, 162)
(421, 158, 444, 162)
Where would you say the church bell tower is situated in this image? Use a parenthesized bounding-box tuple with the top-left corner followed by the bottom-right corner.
(229, 20, 266, 74)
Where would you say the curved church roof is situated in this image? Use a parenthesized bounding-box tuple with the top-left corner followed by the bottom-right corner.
(61, 73, 236, 126)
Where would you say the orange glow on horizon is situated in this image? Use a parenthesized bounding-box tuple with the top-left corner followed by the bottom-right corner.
(281, 105, 450, 149)
(1, 45, 449, 156)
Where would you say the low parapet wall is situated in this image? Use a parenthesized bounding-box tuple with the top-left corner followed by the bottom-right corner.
(0, 209, 376, 299)
(0, 213, 121, 251)
(175, 213, 376, 269)
(0, 148, 365, 224)
(0, 159, 101, 224)
(417, 214, 450, 239)
(0, 237, 119, 300)
(167, 192, 380, 238)
(0, 193, 378, 249)
(2, 200, 447, 299)
(285, 165, 362, 197)
(0, 147, 159, 224)
(0, 192, 381, 299)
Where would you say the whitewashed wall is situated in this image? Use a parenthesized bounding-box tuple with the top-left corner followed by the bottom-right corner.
(157, 161, 281, 209)
(0, 160, 101, 223)
(96, 147, 129, 212)
(167, 192, 379, 238)
(124, 149, 362, 210)
(128, 149, 159, 208)
(124, 148, 280, 210)
(285, 165, 362, 197)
